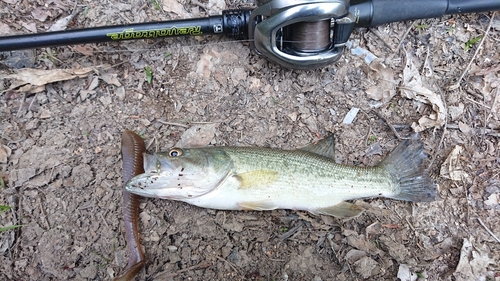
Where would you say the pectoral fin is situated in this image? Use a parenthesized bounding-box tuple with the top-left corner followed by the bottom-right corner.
(300, 135, 335, 159)
(311, 202, 364, 218)
(235, 170, 278, 189)
(238, 200, 277, 211)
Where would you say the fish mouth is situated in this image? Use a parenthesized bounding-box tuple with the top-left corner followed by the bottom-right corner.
(125, 172, 174, 197)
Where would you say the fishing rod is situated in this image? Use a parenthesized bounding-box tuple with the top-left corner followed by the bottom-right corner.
(0, 0, 499, 69)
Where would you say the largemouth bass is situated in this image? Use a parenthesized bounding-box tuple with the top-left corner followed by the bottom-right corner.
(125, 136, 438, 218)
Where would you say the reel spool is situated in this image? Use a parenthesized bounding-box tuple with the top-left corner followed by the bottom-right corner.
(249, 0, 355, 69)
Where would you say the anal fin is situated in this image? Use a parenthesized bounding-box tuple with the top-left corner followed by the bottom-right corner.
(311, 202, 364, 218)
(238, 200, 277, 211)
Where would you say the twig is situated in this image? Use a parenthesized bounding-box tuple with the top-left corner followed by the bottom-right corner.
(465, 96, 491, 109)
(477, 218, 500, 243)
(15, 93, 26, 117)
(396, 21, 415, 51)
(369, 28, 396, 52)
(370, 110, 409, 140)
(156, 120, 189, 128)
(191, 0, 209, 11)
(215, 256, 240, 273)
(27, 93, 38, 112)
(278, 222, 303, 242)
(449, 12, 496, 90)
(486, 88, 499, 123)
(429, 85, 448, 169)
(37, 196, 51, 230)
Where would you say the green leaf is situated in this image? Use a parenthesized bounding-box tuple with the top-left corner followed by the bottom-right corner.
(416, 272, 425, 278)
(0, 205, 11, 214)
(145, 66, 153, 84)
(164, 52, 172, 58)
(465, 36, 483, 51)
(0, 224, 24, 232)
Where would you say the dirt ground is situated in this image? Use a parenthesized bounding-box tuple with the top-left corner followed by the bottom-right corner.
(1, 0, 499, 280)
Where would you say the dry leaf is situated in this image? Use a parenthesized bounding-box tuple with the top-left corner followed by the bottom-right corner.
(21, 22, 37, 33)
(31, 7, 52, 22)
(365, 60, 397, 104)
(0, 22, 13, 35)
(162, 0, 189, 17)
(453, 238, 494, 281)
(175, 123, 217, 148)
(1, 0, 17, 4)
(48, 14, 74, 31)
(100, 73, 122, 87)
(208, 0, 226, 13)
(397, 264, 418, 281)
(0, 144, 12, 163)
(440, 145, 469, 181)
(448, 103, 465, 121)
(401, 51, 446, 132)
(5, 67, 93, 87)
(75, 45, 94, 56)
(87, 77, 99, 91)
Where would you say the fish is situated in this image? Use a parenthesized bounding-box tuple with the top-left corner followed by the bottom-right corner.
(125, 135, 438, 218)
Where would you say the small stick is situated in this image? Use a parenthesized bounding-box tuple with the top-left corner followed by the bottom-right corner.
(215, 255, 240, 273)
(156, 120, 189, 128)
(369, 28, 396, 52)
(465, 96, 491, 109)
(449, 12, 496, 90)
(37, 197, 51, 230)
(477, 218, 500, 243)
(396, 21, 415, 51)
(370, 110, 409, 140)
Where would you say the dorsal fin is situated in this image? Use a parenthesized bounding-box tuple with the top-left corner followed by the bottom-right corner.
(299, 135, 335, 159)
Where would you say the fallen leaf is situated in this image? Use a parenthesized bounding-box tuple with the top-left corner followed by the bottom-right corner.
(400, 51, 446, 132)
(449, 103, 465, 121)
(0, 144, 12, 163)
(87, 76, 99, 91)
(397, 264, 418, 281)
(48, 14, 75, 31)
(0, 22, 13, 35)
(1, 0, 17, 4)
(365, 60, 397, 104)
(175, 123, 217, 148)
(31, 7, 52, 22)
(440, 145, 469, 181)
(208, 0, 226, 13)
(21, 22, 37, 33)
(100, 73, 122, 87)
(162, 0, 189, 17)
(458, 121, 472, 134)
(5, 67, 93, 87)
(74, 45, 94, 56)
(453, 238, 494, 281)
(39, 109, 51, 119)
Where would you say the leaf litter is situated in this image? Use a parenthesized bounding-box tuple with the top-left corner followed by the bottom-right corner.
(0, 2, 499, 281)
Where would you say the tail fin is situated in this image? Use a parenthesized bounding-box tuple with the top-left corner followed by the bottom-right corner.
(381, 136, 438, 202)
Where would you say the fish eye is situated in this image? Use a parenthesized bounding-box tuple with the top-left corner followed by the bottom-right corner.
(169, 148, 183, 157)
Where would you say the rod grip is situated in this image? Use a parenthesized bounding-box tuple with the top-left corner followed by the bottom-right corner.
(447, 0, 500, 14)
(351, 0, 500, 27)
(351, 0, 448, 27)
